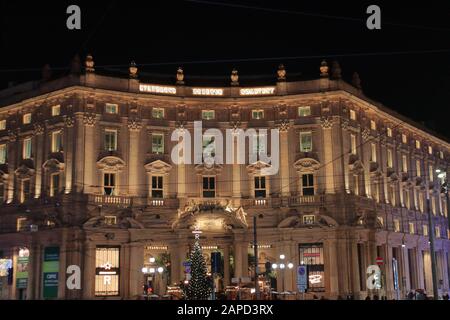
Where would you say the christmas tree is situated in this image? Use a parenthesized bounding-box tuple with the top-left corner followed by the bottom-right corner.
(183, 239, 212, 300)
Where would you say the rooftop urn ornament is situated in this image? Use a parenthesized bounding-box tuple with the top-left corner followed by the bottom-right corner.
(320, 60, 329, 77)
(70, 54, 81, 74)
(176, 67, 185, 85)
(230, 68, 239, 86)
(331, 60, 342, 79)
(85, 54, 95, 73)
(277, 64, 286, 81)
(352, 72, 362, 90)
(129, 61, 138, 78)
(42, 64, 52, 81)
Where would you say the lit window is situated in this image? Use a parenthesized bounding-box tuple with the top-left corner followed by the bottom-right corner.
(298, 106, 311, 117)
(104, 216, 117, 226)
(152, 108, 164, 119)
(51, 131, 62, 153)
(350, 134, 357, 155)
(390, 185, 396, 206)
(428, 146, 433, 155)
(394, 219, 400, 232)
(402, 134, 407, 144)
(151, 176, 163, 198)
(254, 176, 266, 198)
(429, 165, 434, 182)
(377, 216, 384, 226)
(21, 179, 31, 203)
(415, 140, 421, 149)
(201, 110, 215, 120)
(95, 247, 120, 296)
(152, 133, 164, 154)
(416, 160, 421, 177)
(300, 132, 312, 152)
(387, 127, 392, 137)
(202, 176, 215, 198)
(423, 225, 428, 236)
(0, 144, 6, 164)
(105, 103, 118, 114)
(251, 109, 264, 120)
(370, 120, 376, 130)
(431, 196, 436, 215)
(17, 217, 27, 232)
(354, 175, 359, 196)
(50, 173, 59, 197)
(413, 189, 418, 210)
(302, 174, 314, 196)
(371, 143, 377, 162)
(349, 110, 356, 120)
(0, 120, 6, 130)
(387, 149, 393, 168)
(419, 193, 424, 212)
(51, 105, 61, 116)
(104, 129, 117, 151)
(303, 215, 315, 225)
(23, 113, 31, 124)
(409, 222, 415, 234)
(435, 226, 440, 238)
(103, 173, 116, 196)
(402, 155, 408, 173)
(23, 138, 32, 159)
(405, 189, 410, 209)
(439, 151, 444, 159)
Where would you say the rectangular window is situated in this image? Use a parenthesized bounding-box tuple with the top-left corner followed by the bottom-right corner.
(415, 140, 421, 149)
(104, 216, 117, 226)
(416, 160, 421, 177)
(0, 144, 6, 164)
(254, 176, 266, 198)
(152, 108, 165, 119)
(51, 131, 62, 153)
(370, 120, 376, 130)
(428, 146, 433, 155)
(17, 218, 27, 232)
(23, 138, 32, 159)
(201, 110, 215, 120)
(439, 151, 444, 159)
(402, 155, 408, 173)
(435, 226, 441, 238)
(51, 105, 61, 116)
(298, 106, 311, 117)
(390, 185, 396, 206)
(387, 149, 393, 168)
(300, 132, 312, 152)
(303, 215, 315, 225)
(0, 120, 6, 130)
(419, 193, 424, 213)
(202, 176, 215, 198)
(299, 243, 325, 291)
(409, 222, 415, 234)
(387, 127, 392, 137)
(302, 174, 314, 196)
(152, 133, 164, 154)
(405, 189, 410, 209)
(423, 225, 428, 236)
(50, 173, 59, 197)
(371, 143, 377, 162)
(95, 247, 120, 296)
(349, 110, 356, 120)
(103, 173, 116, 196)
(104, 130, 117, 152)
(151, 176, 163, 198)
(251, 109, 264, 120)
(21, 179, 30, 203)
(23, 113, 31, 124)
(431, 196, 436, 215)
(105, 103, 118, 114)
(394, 219, 400, 232)
(414, 189, 419, 210)
(402, 134, 407, 144)
(429, 165, 434, 182)
(350, 134, 357, 155)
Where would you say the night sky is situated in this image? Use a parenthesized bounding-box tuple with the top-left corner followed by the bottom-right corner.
(1, 1, 449, 139)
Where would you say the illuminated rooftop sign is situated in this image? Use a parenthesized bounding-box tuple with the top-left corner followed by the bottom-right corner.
(192, 88, 224, 96)
(240, 87, 276, 96)
(139, 84, 177, 95)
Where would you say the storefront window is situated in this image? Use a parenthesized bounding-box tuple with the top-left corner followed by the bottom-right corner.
(95, 247, 120, 296)
(299, 243, 325, 292)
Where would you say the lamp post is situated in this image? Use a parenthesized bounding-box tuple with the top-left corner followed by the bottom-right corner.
(272, 254, 294, 294)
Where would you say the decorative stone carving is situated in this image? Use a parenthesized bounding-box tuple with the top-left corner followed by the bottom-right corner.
(176, 67, 184, 85)
(320, 60, 329, 77)
(277, 119, 290, 132)
(230, 121, 241, 132)
(144, 160, 172, 175)
(349, 160, 364, 174)
(246, 160, 272, 175)
(230, 69, 239, 86)
(195, 163, 223, 175)
(85, 54, 95, 73)
(127, 118, 142, 131)
(341, 118, 349, 130)
(33, 123, 44, 136)
(277, 64, 286, 81)
(83, 113, 97, 126)
(64, 116, 74, 127)
(42, 158, 65, 173)
(97, 156, 126, 172)
(320, 116, 333, 129)
(361, 128, 371, 141)
(294, 158, 321, 173)
(129, 61, 138, 78)
(15, 164, 35, 179)
(8, 130, 17, 142)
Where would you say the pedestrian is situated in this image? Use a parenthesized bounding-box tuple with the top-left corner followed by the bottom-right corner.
(365, 296, 371, 300)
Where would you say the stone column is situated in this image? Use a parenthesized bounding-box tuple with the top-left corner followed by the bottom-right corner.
(169, 243, 181, 285)
(350, 240, 361, 299)
(127, 123, 142, 196)
(58, 229, 68, 299)
(326, 239, 340, 298)
(128, 243, 144, 299)
(34, 125, 44, 198)
(321, 117, 335, 194)
(30, 243, 42, 300)
(64, 116, 75, 193)
(232, 131, 241, 206)
(6, 133, 16, 203)
(233, 242, 243, 279)
(223, 245, 231, 287)
(279, 125, 290, 197)
(82, 113, 96, 194)
(74, 113, 85, 193)
(82, 241, 96, 299)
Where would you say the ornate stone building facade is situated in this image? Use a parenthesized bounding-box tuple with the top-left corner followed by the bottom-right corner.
(0, 59, 448, 299)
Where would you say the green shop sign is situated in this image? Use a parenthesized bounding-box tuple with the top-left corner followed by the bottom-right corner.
(42, 247, 60, 299)
(16, 255, 29, 289)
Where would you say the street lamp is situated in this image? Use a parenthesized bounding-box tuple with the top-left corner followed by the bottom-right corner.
(273, 254, 293, 294)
